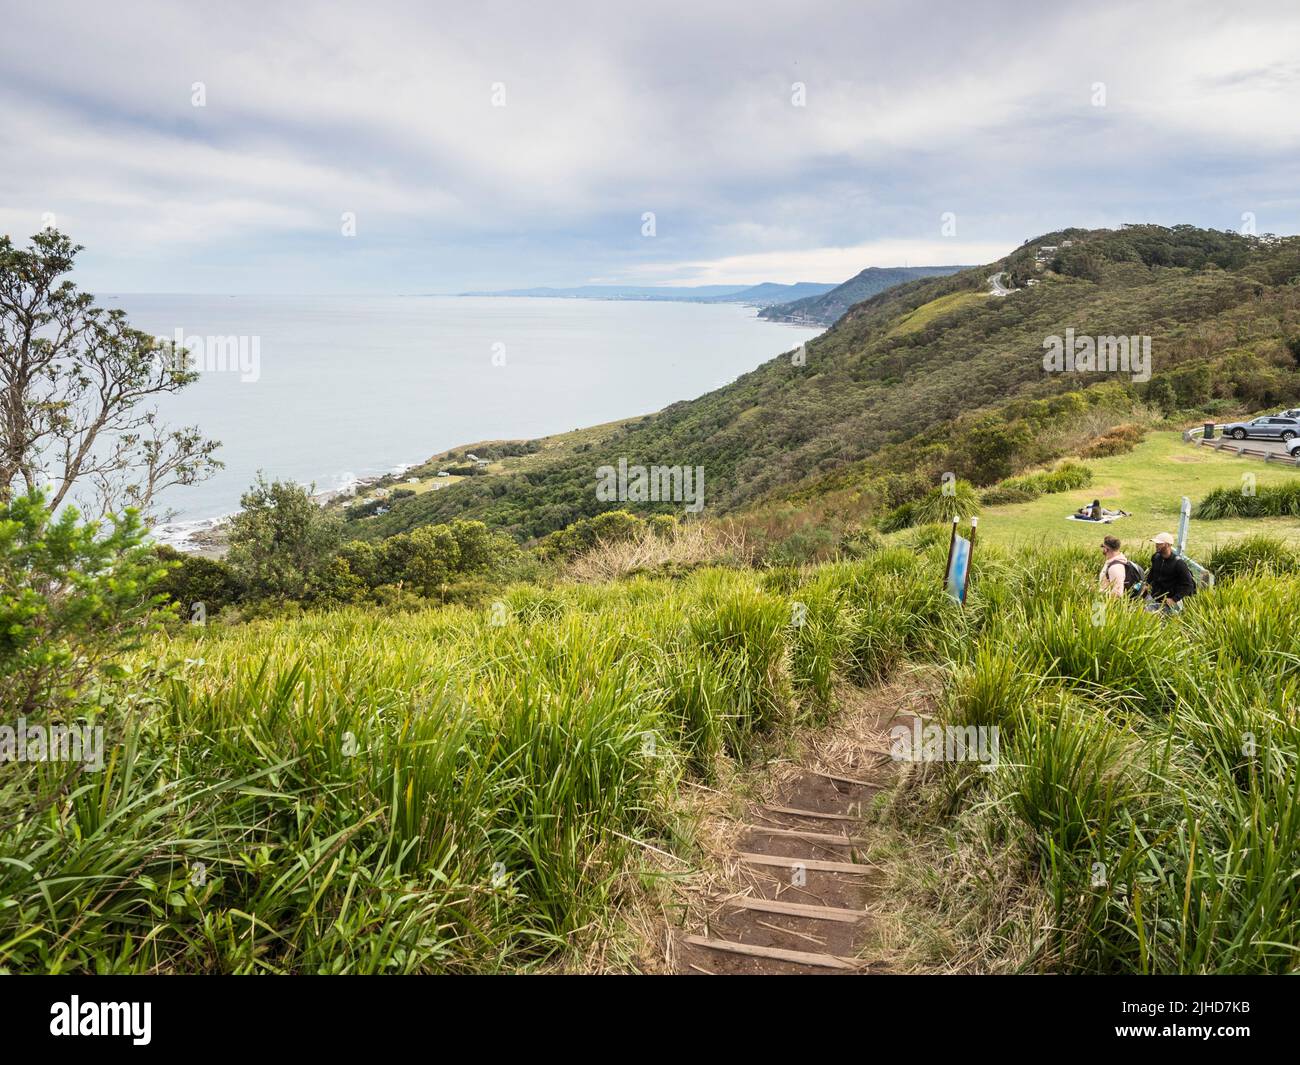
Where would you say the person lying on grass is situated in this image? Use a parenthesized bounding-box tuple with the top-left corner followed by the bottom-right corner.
(1075, 499, 1131, 521)
(1144, 531, 1196, 613)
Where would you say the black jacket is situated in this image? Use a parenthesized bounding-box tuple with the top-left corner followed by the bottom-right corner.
(1147, 550, 1196, 602)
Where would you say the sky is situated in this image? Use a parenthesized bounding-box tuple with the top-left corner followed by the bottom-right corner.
(2, 0, 1299, 294)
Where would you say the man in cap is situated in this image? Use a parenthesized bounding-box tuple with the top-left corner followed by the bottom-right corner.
(1145, 532, 1196, 612)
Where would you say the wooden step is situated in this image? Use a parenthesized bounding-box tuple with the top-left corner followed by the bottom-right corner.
(682, 934, 862, 971)
(759, 804, 859, 822)
(738, 851, 874, 874)
(725, 896, 866, 924)
(807, 769, 879, 788)
(741, 824, 867, 846)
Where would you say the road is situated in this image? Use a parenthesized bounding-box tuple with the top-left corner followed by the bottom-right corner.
(987, 271, 1013, 297)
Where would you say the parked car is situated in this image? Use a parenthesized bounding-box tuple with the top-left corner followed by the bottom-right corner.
(1276, 408, 1300, 418)
(1288, 437, 1300, 458)
(1222, 416, 1300, 441)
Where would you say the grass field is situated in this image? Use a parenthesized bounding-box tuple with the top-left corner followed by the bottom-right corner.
(6, 531, 1299, 973)
(885, 290, 987, 338)
(977, 430, 1300, 555)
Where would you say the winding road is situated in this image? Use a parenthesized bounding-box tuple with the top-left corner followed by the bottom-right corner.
(987, 271, 1013, 297)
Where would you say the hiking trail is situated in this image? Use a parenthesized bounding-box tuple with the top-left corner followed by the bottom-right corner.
(659, 682, 923, 975)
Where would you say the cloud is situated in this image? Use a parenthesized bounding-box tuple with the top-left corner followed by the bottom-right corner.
(621, 239, 1014, 285)
(1, 0, 1297, 291)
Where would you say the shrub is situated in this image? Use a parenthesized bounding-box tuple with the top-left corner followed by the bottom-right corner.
(1081, 423, 1145, 458)
(980, 462, 1093, 505)
(227, 475, 343, 599)
(880, 480, 980, 531)
(538, 510, 646, 560)
(1196, 482, 1300, 520)
(1207, 534, 1300, 579)
(1, 489, 168, 720)
(839, 525, 884, 557)
(155, 545, 243, 615)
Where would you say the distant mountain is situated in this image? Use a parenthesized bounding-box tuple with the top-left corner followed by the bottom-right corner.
(459, 284, 746, 300)
(760, 266, 970, 325)
(699, 281, 837, 306)
(458, 281, 836, 306)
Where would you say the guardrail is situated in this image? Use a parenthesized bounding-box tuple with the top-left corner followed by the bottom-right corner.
(1181, 423, 1300, 466)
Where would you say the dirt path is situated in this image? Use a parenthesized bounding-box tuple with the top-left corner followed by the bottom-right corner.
(661, 682, 921, 975)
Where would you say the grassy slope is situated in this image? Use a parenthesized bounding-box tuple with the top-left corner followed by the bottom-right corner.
(16, 536, 1299, 973)
(975, 431, 1300, 555)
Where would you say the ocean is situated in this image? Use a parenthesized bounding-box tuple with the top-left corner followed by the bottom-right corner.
(99, 295, 823, 543)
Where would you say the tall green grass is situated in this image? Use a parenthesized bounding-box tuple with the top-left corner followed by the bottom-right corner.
(5, 536, 1298, 973)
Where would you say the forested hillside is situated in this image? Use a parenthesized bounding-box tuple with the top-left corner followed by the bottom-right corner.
(354, 226, 1300, 542)
(759, 264, 967, 324)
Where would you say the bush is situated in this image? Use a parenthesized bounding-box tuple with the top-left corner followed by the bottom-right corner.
(1080, 423, 1145, 458)
(1, 489, 168, 721)
(980, 461, 1093, 505)
(1207, 534, 1300, 579)
(538, 510, 646, 560)
(839, 525, 884, 557)
(155, 545, 242, 616)
(880, 480, 980, 532)
(1196, 482, 1300, 519)
(227, 475, 343, 599)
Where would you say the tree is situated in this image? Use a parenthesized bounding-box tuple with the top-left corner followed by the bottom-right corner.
(1, 487, 169, 719)
(154, 544, 243, 618)
(1145, 377, 1179, 416)
(226, 475, 342, 600)
(0, 230, 221, 519)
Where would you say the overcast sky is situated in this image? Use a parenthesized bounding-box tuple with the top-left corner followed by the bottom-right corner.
(2, 0, 1298, 293)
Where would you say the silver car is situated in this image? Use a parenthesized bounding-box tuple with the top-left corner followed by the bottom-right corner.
(1223, 415, 1300, 441)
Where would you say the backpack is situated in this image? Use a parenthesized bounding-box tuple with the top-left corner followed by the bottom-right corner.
(1107, 558, 1145, 598)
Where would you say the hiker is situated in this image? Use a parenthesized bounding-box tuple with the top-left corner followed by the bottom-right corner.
(1098, 535, 1138, 597)
(1145, 532, 1196, 612)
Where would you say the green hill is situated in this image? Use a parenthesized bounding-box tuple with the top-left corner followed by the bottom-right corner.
(759, 264, 969, 325)
(352, 225, 1300, 543)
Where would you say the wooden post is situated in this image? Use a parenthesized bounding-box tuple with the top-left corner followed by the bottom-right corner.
(943, 515, 959, 589)
(962, 517, 978, 603)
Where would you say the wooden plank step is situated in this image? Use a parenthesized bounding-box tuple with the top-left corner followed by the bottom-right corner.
(681, 934, 862, 971)
(807, 769, 878, 788)
(760, 804, 859, 822)
(725, 896, 866, 924)
(738, 851, 874, 874)
(741, 824, 867, 846)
